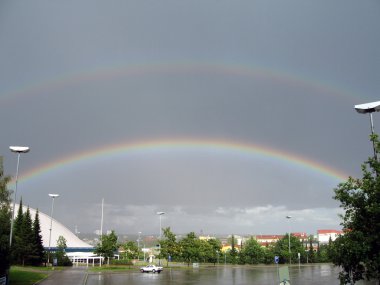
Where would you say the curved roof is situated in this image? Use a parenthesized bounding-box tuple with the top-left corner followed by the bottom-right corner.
(15, 204, 92, 248)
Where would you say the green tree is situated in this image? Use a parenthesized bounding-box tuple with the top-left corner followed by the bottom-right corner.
(159, 227, 181, 266)
(22, 207, 36, 265)
(31, 210, 45, 265)
(179, 232, 200, 266)
(54, 236, 72, 266)
(240, 237, 264, 264)
(332, 135, 380, 284)
(262, 245, 276, 264)
(229, 234, 238, 264)
(94, 230, 118, 264)
(273, 234, 304, 264)
(10, 203, 39, 266)
(317, 244, 331, 263)
(0, 157, 11, 279)
(11, 199, 29, 265)
(13, 199, 23, 234)
(198, 239, 213, 263)
(122, 241, 139, 260)
(206, 238, 222, 265)
(308, 236, 315, 263)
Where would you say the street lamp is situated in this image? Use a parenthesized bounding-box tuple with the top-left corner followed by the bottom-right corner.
(48, 193, 59, 265)
(286, 215, 292, 264)
(156, 212, 165, 266)
(354, 101, 380, 159)
(157, 212, 165, 239)
(137, 231, 142, 261)
(9, 146, 30, 247)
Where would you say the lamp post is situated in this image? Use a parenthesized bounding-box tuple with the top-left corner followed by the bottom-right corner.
(157, 212, 165, 239)
(9, 146, 30, 247)
(354, 101, 380, 159)
(286, 215, 292, 264)
(137, 231, 141, 261)
(156, 212, 165, 266)
(48, 193, 59, 265)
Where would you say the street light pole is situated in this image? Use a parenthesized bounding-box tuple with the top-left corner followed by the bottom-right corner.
(9, 146, 30, 247)
(137, 231, 141, 261)
(286, 215, 292, 264)
(48, 194, 59, 265)
(156, 212, 165, 266)
(157, 212, 165, 239)
(355, 101, 380, 160)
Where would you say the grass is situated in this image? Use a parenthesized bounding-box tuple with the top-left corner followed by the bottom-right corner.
(9, 267, 49, 285)
(88, 265, 135, 272)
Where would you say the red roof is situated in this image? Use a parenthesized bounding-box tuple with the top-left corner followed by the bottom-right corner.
(256, 235, 283, 240)
(292, 232, 308, 238)
(317, 229, 343, 234)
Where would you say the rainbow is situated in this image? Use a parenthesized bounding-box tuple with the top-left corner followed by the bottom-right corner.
(18, 138, 349, 185)
(1, 61, 362, 105)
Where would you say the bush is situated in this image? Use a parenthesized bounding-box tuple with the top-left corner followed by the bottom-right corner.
(110, 259, 134, 266)
(51, 252, 73, 266)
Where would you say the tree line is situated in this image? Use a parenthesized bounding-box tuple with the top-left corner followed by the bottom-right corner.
(158, 229, 322, 266)
(96, 227, 333, 267)
(11, 199, 45, 266)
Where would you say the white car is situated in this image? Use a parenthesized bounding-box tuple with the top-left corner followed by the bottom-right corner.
(140, 264, 163, 273)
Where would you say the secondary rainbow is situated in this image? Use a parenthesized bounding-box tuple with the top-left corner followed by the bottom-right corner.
(18, 138, 349, 184)
(2, 61, 362, 105)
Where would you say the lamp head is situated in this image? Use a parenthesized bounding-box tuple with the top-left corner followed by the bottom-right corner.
(354, 101, 380, 114)
(9, 146, 30, 153)
(157, 211, 165, 215)
(286, 215, 292, 219)
(49, 194, 59, 198)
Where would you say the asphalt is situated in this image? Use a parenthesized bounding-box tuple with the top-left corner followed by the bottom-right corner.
(37, 267, 88, 285)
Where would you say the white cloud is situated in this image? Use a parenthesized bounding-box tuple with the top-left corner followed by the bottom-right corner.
(71, 203, 343, 236)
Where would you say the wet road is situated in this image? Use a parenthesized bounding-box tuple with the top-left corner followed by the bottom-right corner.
(84, 264, 377, 285)
(37, 266, 88, 285)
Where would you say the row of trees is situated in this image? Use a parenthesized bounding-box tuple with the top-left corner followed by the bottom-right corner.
(93, 226, 333, 267)
(11, 199, 45, 266)
(158, 228, 332, 266)
(0, 157, 12, 278)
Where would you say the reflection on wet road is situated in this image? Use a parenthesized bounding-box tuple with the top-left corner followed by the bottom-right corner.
(85, 264, 377, 285)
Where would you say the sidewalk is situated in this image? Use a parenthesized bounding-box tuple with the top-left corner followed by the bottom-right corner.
(37, 267, 88, 285)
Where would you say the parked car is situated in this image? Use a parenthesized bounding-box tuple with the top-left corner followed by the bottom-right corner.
(140, 264, 163, 273)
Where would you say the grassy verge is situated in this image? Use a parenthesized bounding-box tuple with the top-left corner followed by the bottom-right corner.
(88, 265, 136, 272)
(9, 267, 49, 285)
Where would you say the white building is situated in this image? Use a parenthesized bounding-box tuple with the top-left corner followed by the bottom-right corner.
(15, 204, 92, 249)
(15, 205, 102, 266)
(317, 229, 343, 244)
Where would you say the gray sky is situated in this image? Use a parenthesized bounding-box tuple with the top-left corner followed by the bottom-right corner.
(1, 0, 379, 237)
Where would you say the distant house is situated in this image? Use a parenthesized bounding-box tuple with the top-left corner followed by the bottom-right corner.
(255, 235, 284, 246)
(221, 244, 241, 252)
(254, 232, 308, 247)
(199, 235, 216, 241)
(292, 232, 308, 240)
(317, 229, 343, 244)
